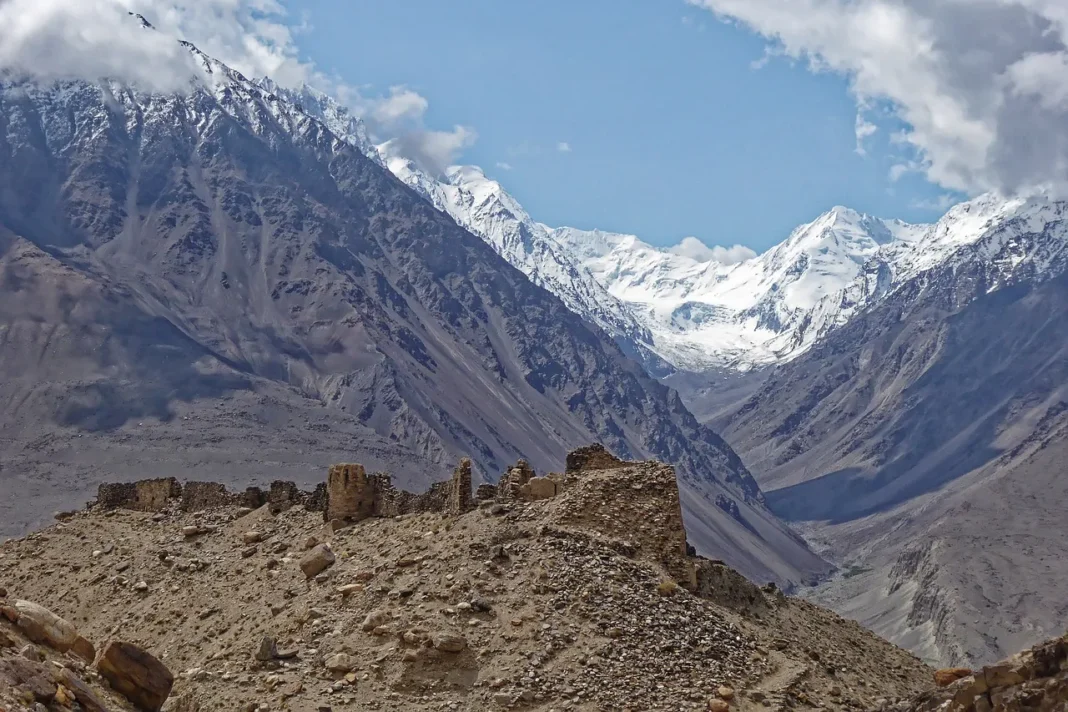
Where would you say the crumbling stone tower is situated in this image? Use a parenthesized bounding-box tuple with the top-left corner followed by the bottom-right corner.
(325, 463, 376, 523)
(448, 458, 473, 515)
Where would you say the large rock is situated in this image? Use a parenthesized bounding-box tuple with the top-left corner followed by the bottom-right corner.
(97, 641, 174, 712)
(14, 600, 78, 652)
(299, 544, 336, 579)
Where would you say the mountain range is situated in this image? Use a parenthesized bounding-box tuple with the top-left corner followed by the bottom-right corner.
(294, 89, 1068, 667)
(1, 17, 1066, 670)
(0, 38, 830, 591)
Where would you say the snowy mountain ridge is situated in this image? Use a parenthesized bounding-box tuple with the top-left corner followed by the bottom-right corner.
(246, 85, 1068, 374)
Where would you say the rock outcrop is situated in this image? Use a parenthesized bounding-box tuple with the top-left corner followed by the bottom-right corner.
(883, 633, 1068, 711)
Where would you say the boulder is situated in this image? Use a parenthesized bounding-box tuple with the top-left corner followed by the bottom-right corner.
(299, 544, 335, 579)
(71, 635, 97, 663)
(14, 600, 79, 652)
(97, 641, 174, 712)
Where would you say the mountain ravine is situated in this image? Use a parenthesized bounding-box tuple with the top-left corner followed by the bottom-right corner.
(714, 201, 1068, 666)
(0, 54, 830, 587)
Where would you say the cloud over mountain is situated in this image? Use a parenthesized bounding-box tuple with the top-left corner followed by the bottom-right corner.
(689, 0, 1068, 197)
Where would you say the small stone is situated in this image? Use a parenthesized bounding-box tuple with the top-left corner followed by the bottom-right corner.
(241, 546, 257, 559)
(361, 610, 390, 632)
(242, 531, 264, 544)
(717, 686, 735, 700)
(432, 633, 467, 653)
(134, 581, 149, 592)
(324, 653, 356, 673)
(299, 545, 335, 579)
(255, 636, 278, 662)
(708, 700, 730, 712)
(337, 584, 363, 596)
(21, 644, 43, 662)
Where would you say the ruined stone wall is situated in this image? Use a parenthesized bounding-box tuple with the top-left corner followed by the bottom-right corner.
(550, 459, 697, 590)
(94, 456, 477, 523)
(565, 444, 625, 473)
(181, 482, 237, 512)
(95, 479, 182, 512)
(326, 460, 475, 521)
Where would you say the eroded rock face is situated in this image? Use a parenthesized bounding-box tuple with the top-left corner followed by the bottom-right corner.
(97, 641, 174, 712)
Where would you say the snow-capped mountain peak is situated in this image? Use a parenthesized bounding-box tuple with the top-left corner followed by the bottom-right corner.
(218, 75, 1064, 375)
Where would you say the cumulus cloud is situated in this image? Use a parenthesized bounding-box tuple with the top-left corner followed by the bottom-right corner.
(557, 141, 572, 153)
(688, 0, 1068, 197)
(0, 0, 200, 91)
(379, 126, 478, 177)
(0, 0, 478, 170)
(496, 162, 514, 171)
(668, 237, 757, 264)
(370, 86, 429, 125)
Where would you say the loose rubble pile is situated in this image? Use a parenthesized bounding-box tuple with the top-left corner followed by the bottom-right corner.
(0, 446, 935, 711)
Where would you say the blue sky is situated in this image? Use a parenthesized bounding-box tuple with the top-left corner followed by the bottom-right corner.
(287, 0, 958, 252)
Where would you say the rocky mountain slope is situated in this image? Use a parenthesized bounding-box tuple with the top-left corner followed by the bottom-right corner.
(0, 41, 830, 586)
(713, 198, 1068, 665)
(0, 450, 933, 711)
(367, 131, 936, 373)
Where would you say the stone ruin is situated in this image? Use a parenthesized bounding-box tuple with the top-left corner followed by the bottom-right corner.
(323, 459, 474, 524)
(93, 458, 478, 521)
(92, 444, 632, 523)
(565, 443, 625, 473)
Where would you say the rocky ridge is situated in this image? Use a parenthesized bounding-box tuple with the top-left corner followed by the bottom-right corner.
(0, 448, 932, 711)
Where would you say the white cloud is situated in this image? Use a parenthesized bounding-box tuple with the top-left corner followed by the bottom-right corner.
(379, 126, 478, 177)
(0, 0, 336, 93)
(557, 141, 572, 153)
(370, 86, 429, 126)
(0, 0, 478, 171)
(911, 193, 958, 211)
(496, 162, 514, 171)
(668, 237, 757, 264)
(688, 0, 1068, 197)
(854, 112, 878, 155)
